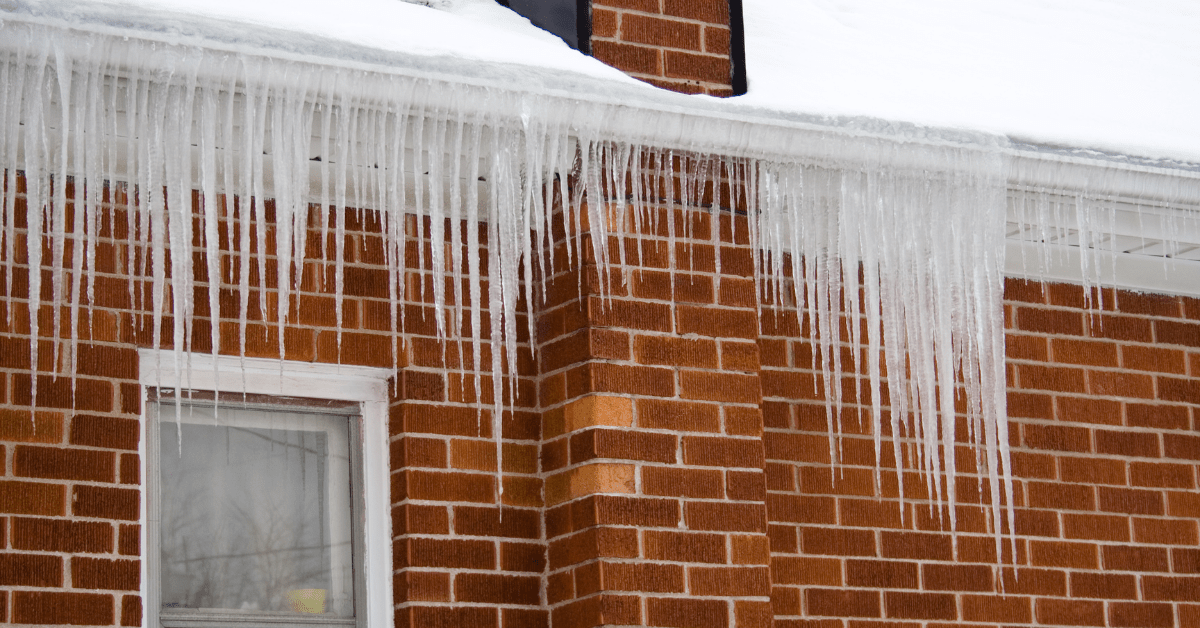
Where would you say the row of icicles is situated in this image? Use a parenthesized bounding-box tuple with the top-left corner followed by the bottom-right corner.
(14, 19, 1197, 561)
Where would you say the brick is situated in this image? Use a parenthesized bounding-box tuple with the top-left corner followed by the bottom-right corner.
(455, 573, 539, 605)
(635, 335, 717, 368)
(644, 530, 725, 563)
(845, 559, 917, 589)
(0, 553, 62, 586)
(676, 305, 757, 338)
(406, 470, 494, 503)
(1131, 461, 1194, 488)
(1160, 376, 1200, 404)
(1017, 307, 1083, 335)
(1103, 545, 1168, 572)
(1001, 568, 1067, 596)
(1036, 598, 1105, 626)
(689, 566, 769, 596)
(805, 589, 880, 618)
(921, 563, 994, 591)
(730, 534, 770, 565)
(594, 495, 679, 528)
(664, 50, 732, 84)
(1108, 602, 1175, 628)
(398, 571, 450, 603)
(1060, 457, 1125, 485)
(406, 606, 496, 628)
(1156, 320, 1200, 346)
(12, 591, 113, 626)
(1122, 345, 1186, 374)
(962, 594, 1032, 624)
(394, 504, 450, 536)
(119, 453, 139, 485)
(884, 591, 956, 620)
(1098, 487, 1164, 515)
(1057, 396, 1120, 423)
(646, 597, 728, 628)
(601, 562, 684, 593)
(1070, 571, 1137, 599)
(1142, 575, 1200, 601)
(1089, 370, 1154, 398)
(680, 371, 761, 403)
(454, 506, 540, 539)
(405, 538, 493, 570)
(621, 14, 703, 50)
(802, 527, 875, 557)
(15, 445, 115, 482)
(637, 399, 721, 432)
(12, 374, 112, 411)
(766, 493, 836, 525)
(1032, 540, 1099, 570)
(682, 435, 764, 468)
(545, 463, 634, 505)
(0, 480, 65, 515)
(1177, 548, 1200, 574)
(119, 524, 139, 556)
(771, 556, 839, 586)
(643, 466, 723, 498)
(0, 408, 64, 443)
(11, 517, 112, 553)
(1097, 429, 1159, 458)
(73, 557, 139, 591)
(685, 501, 766, 532)
(1052, 338, 1117, 366)
(880, 531, 952, 561)
(120, 595, 141, 627)
(586, 363, 675, 397)
(499, 541, 544, 573)
(1062, 513, 1130, 542)
(1024, 424, 1091, 453)
(1128, 405, 1185, 429)
(571, 428, 676, 464)
(1165, 433, 1200, 460)
(1020, 364, 1086, 393)
(1134, 517, 1198, 545)
(1029, 481, 1095, 510)
(393, 437, 447, 469)
(549, 527, 637, 569)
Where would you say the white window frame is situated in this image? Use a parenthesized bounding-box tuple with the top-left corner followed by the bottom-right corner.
(139, 349, 393, 628)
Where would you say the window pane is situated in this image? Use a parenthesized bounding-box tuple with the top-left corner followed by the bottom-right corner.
(158, 405, 355, 618)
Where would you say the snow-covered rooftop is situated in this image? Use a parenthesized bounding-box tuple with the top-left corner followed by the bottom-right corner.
(12, 0, 1198, 164)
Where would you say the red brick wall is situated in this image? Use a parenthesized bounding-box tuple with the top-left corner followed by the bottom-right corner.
(591, 0, 736, 95)
(761, 277, 1200, 627)
(0, 177, 544, 627)
(1, 166, 1198, 628)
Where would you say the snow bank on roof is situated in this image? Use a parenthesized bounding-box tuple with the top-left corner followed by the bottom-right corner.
(736, 0, 1200, 163)
(11, 0, 1200, 164)
(46, 0, 631, 81)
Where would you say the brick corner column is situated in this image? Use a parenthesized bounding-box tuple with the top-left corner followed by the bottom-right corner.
(539, 199, 773, 628)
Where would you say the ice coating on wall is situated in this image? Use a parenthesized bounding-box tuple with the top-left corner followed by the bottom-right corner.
(1, 21, 1041, 554)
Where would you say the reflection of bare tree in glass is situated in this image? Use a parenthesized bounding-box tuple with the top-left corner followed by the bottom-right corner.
(159, 421, 344, 614)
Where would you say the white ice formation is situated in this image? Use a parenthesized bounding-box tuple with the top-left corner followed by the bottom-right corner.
(1, 16, 1197, 559)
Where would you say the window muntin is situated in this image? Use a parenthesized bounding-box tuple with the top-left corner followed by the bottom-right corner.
(155, 402, 358, 622)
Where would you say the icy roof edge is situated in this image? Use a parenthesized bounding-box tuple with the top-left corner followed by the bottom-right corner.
(6, 0, 1200, 205)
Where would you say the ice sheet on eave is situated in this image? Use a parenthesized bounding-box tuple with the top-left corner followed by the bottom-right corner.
(12, 0, 1200, 165)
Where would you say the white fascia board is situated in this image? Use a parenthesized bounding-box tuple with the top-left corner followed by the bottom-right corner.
(137, 349, 395, 628)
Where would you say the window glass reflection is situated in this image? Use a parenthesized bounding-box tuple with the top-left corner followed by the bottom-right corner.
(158, 405, 354, 617)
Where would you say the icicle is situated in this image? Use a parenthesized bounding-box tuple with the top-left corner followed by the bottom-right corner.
(13, 18, 1199, 568)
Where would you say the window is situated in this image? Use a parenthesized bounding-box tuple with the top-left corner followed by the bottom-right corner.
(140, 351, 393, 628)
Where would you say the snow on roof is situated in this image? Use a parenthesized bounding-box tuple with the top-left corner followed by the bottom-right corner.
(738, 0, 1200, 164)
(9, 0, 1200, 164)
